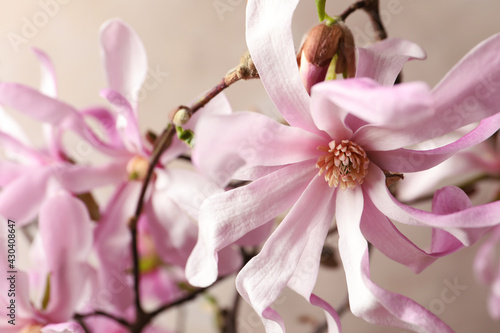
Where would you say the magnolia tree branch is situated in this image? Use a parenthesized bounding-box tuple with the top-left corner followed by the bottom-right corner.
(362, 0, 387, 40)
(339, 0, 366, 21)
(338, 0, 387, 41)
(123, 53, 259, 332)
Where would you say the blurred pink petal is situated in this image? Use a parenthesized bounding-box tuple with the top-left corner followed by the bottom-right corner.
(100, 18, 148, 109)
(94, 183, 140, 312)
(0, 167, 52, 225)
(356, 38, 426, 85)
(38, 192, 93, 322)
(100, 88, 144, 153)
(32, 47, 57, 97)
(56, 160, 128, 193)
(41, 322, 85, 333)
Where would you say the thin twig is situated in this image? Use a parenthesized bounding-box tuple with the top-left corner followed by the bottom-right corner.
(149, 272, 227, 319)
(74, 315, 91, 333)
(124, 53, 256, 331)
(339, 0, 367, 21)
(225, 289, 242, 333)
(128, 125, 176, 326)
(74, 311, 130, 330)
(362, 0, 387, 40)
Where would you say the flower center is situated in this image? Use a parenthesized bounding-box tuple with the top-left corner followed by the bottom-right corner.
(127, 155, 150, 181)
(316, 140, 369, 190)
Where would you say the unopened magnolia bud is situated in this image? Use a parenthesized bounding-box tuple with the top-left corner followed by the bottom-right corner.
(224, 50, 259, 85)
(298, 22, 356, 93)
(334, 22, 356, 79)
(238, 50, 259, 80)
(172, 107, 192, 126)
(127, 155, 150, 181)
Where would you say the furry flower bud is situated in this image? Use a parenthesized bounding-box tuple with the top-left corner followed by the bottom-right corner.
(298, 22, 356, 93)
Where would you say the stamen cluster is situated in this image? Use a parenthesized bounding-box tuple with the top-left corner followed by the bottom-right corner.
(316, 140, 369, 190)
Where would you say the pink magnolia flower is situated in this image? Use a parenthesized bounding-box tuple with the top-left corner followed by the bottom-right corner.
(85, 19, 246, 314)
(0, 192, 94, 333)
(186, 1, 500, 332)
(78, 19, 270, 314)
(0, 48, 126, 227)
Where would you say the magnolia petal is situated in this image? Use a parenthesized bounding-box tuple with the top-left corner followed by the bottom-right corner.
(41, 322, 85, 333)
(81, 106, 126, 150)
(232, 165, 285, 182)
(316, 79, 432, 128)
(365, 166, 500, 244)
(193, 112, 324, 186)
(55, 160, 128, 193)
(32, 47, 58, 98)
(100, 89, 144, 153)
(186, 161, 315, 287)
(312, 78, 434, 151)
(94, 182, 140, 312)
(0, 131, 46, 164)
(363, 34, 500, 149)
(159, 168, 223, 221)
(32, 47, 65, 162)
(0, 83, 117, 155)
(246, 0, 317, 133)
(371, 112, 500, 172)
(432, 34, 500, 135)
(488, 266, 500, 319)
(236, 176, 334, 332)
(337, 187, 453, 333)
(474, 226, 500, 285)
(361, 186, 480, 274)
(361, 197, 443, 274)
(356, 38, 426, 86)
(0, 83, 86, 134)
(0, 105, 31, 147)
(145, 188, 197, 268)
(0, 225, 34, 321)
(287, 191, 341, 333)
(0, 167, 52, 226)
(0, 161, 32, 186)
(39, 193, 93, 322)
(310, 84, 353, 141)
(100, 19, 148, 108)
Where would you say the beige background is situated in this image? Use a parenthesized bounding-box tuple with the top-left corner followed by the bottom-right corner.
(0, 0, 499, 332)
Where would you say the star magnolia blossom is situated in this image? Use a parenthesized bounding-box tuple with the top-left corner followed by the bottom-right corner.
(0, 18, 253, 322)
(185, 1, 500, 332)
(0, 48, 126, 227)
(0, 192, 93, 333)
(81, 19, 252, 313)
